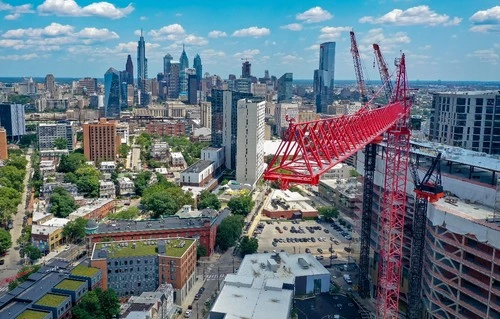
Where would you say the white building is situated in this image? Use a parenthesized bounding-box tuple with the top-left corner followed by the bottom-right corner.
(275, 103, 299, 137)
(116, 122, 129, 144)
(118, 177, 135, 196)
(320, 163, 353, 180)
(200, 101, 212, 129)
(236, 99, 266, 189)
(99, 180, 116, 199)
(201, 147, 224, 172)
(100, 161, 116, 173)
(37, 122, 76, 150)
(170, 152, 185, 167)
(151, 142, 169, 159)
(180, 160, 214, 187)
(122, 284, 177, 319)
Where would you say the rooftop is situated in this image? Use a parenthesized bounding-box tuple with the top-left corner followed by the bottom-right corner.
(35, 294, 68, 308)
(70, 265, 100, 277)
(92, 238, 195, 259)
(69, 198, 114, 219)
(31, 224, 60, 236)
(41, 217, 70, 228)
(54, 279, 85, 291)
(266, 189, 316, 213)
(433, 90, 499, 96)
(182, 160, 213, 174)
(15, 309, 50, 319)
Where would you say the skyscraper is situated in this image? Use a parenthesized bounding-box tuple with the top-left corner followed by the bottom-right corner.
(0, 104, 26, 139)
(38, 122, 76, 151)
(193, 54, 202, 88)
(313, 42, 336, 114)
(187, 69, 198, 104)
(137, 30, 148, 91)
(104, 67, 121, 119)
(179, 45, 189, 95)
(163, 54, 173, 75)
(241, 61, 251, 78)
(277, 72, 293, 103)
(125, 54, 134, 85)
(169, 62, 180, 99)
(83, 118, 120, 162)
(44, 74, 55, 96)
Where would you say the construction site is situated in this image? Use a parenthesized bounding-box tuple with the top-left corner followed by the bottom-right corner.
(263, 32, 500, 319)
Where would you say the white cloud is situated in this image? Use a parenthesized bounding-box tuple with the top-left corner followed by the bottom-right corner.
(359, 5, 461, 26)
(469, 23, 500, 33)
(3, 23, 74, 38)
(183, 34, 208, 46)
(140, 16, 147, 20)
(175, 12, 182, 17)
(418, 45, 431, 50)
(232, 27, 270, 38)
(0, 53, 39, 60)
(318, 26, 351, 41)
(149, 24, 185, 40)
(264, 40, 276, 46)
(0, 1, 34, 19)
(359, 28, 411, 52)
(470, 6, 500, 25)
(280, 23, 303, 31)
(0, 39, 26, 49)
(296, 7, 332, 23)
(202, 49, 226, 58)
(37, 0, 134, 19)
(208, 30, 227, 38)
(467, 49, 499, 65)
(305, 44, 319, 51)
(77, 27, 119, 40)
(233, 49, 260, 59)
(282, 54, 303, 64)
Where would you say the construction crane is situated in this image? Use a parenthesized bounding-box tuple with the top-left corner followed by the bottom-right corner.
(373, 43, 394, 103)
(408, 153, 444, 319)
(350, 30, 377, 299)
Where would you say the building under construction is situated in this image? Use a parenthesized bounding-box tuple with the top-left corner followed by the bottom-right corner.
(356, 139, 500, 319)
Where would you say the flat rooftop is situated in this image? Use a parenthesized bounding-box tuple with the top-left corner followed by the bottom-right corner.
(69, 198, 114, 218)
(182, 160, 213, 174)
(15, 309, 51, 319)
(70, 265, 100, 277)
(93, 213, 217, 234)
(54, 279, 85, 291)
(433, 90, 499, 96)
(34, 293, 68, 308)
(92, 238, 195, 259)
(265, 189, 317, 213)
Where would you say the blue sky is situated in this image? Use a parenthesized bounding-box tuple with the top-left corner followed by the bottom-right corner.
(0, 0, 499, 81)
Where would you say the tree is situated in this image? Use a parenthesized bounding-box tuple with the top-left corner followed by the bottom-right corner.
(62, 217, 87, 244)
(118, 144, 130, 159)
(0, 229, 12, 255)
(22, 244, 42, 262)
(58, 153, 86, 173)
(227, 195, 255, 216)
(6, 155, 28, 170)
(50, 187, 78, 218)
(72, 288, 120, 319)
(53, 137, 68, 149)
(74, 165, 101, 197)
(134, 171, 152, 196)
(141, 192, 180, 218)
(240, 236, 258, 256)
(216, 215, 244, 251)
(198, 191, 221, 210)
(0, 186, 22, 221)
(318, 207, 339, 221)
(197, 245, 207, 259)
(0, 165, 25, 192)
(108, 207, 140, 220)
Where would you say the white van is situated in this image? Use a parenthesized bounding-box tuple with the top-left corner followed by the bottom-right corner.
(343, 274, 353, 284)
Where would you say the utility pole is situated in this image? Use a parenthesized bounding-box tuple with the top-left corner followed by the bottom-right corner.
(217, 266, 220, 291)
(330, 243, 333, 268)
(232, 256, 235, 273)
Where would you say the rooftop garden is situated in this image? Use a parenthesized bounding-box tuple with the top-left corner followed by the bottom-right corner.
(54, 279, 85, 291)
(95, 238, 194, 258)
(35, 293, 68, 308)
(70, 265, 100, 277)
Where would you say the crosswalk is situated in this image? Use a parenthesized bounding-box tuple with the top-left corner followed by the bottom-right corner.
(0, 286, 8, 293)
(205, 274, 227, 281)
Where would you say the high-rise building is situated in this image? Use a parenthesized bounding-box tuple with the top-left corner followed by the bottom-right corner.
(277, 72, 293, 103)
(168, 62, 180, 99)
(163, 53, 173, 75)
(179, 45, 189, 95)
(429, 91, 500, 154)
(137, 29, 148, 91)
(82, 118, 121, 162)
(0, 127, 7, 160)
(187, 69, 198, 104)
(275, 103, 299, 137)
(193, 54, 202, 88)
(234, 78, 252, 94)
(0, 104, 26, 139)
(44, 74, 55, 96)
(314, 42, 336, 114)
(241, 61, 251, 78)
(236, 99, 266, 188)
(200, 102, 212, 129)
(78, 77, 98, 95)
(38, 122, 76, 151)
(125, 54, 134, 85)
(104, 67, 121, 119)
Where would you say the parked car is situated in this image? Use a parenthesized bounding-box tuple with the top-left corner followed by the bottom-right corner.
(185, 310, 192, 318)
(305, 248, 311, 253)
(317, 248, 323, 253)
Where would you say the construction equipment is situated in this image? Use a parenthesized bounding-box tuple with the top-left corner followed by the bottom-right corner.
(407, 153, 444, 319)
(350, 31, 368, 103)
(373, 43, 394, 103)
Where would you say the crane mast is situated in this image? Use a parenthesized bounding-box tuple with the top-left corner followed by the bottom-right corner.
(350, 31, 368, 103)
(373, 43, 394, 103)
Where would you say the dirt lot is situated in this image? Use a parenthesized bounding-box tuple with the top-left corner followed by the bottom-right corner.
(256, 219, 359, 262)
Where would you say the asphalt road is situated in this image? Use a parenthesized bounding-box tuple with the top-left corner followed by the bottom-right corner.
(0, 148, 33, 285)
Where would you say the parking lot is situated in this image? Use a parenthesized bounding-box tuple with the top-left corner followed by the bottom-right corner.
(256, 219, 359, 263)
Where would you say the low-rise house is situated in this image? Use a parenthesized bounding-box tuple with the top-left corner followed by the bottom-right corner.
(118, 177, 135, 196)
(32, 293, 72, 319)
(262, 189, 318, 219)
(99, 180, 116, 199)
(32, 218, 70, 253)
(52, 279, 88, 304)
(150, 142, 169, 160)
(40, 160, 56, 176)
(41, 183, 78, 199)
(170, 152, 185, 167)
(69, 264, 103, 290)
(100, 161, 116, 173)
(121, 284, 177, 319)
(69, 198, 116, 221)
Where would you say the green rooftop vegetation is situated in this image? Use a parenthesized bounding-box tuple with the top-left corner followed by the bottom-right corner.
(55, 279, 85, 291)
(35, 294, 68, 308)
(71, 265, 100, 277)
(95, 238, 195, 258)
(16, 309, 50, 319)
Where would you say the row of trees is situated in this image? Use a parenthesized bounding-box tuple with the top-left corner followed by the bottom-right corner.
(140, 178, 194, 218)
(59, 152, 101, 197)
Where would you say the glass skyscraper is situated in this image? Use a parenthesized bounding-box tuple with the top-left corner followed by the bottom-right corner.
(104, 68, 121, 119)
(179, 45, 189, 95)
(137, 30, 147, 91)
(314, 42, 335, 114)
(193, 54, 202, 89)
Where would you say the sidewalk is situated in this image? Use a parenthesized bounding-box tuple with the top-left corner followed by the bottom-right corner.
(180, 276, 206, 312)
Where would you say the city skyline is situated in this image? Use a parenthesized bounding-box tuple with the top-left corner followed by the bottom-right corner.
(0, 1, 498, 80)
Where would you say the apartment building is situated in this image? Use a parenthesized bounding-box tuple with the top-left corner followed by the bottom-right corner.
(82, 118, 121, 162)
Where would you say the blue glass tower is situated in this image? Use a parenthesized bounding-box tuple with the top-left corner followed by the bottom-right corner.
(104, 67, 121, 119)
(137, 29, 148, 91)
(179, 45, 189, 95)
(313, 42, 335, 113)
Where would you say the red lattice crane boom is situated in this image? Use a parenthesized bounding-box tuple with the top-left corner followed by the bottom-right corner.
(350, 31, 368, 103)
(373, 43, 394, 103)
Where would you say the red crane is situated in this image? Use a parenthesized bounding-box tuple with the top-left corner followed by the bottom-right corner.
(264, 52, 411, 318)
(350, 31, 368, 103)
(373, 43, 394, 103)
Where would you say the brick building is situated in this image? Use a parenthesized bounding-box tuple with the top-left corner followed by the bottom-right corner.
(0, 127, 7, 160)
(82, 118, 121, 162)
(146, 121, 186, 137)
(69, 198, 116, 221)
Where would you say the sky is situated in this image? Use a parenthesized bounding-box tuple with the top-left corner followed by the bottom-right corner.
(0, 0, 499, 81)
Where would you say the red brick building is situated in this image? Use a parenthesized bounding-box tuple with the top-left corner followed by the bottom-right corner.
(146, 121, 186, 137)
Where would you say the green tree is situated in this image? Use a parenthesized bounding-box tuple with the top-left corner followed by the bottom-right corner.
(197, 244, 208, 259)
(118, 144, 130, 158)
(134, 171, 152, 196)
(198, 191, 221, 210)
(216, 215, 244, 251)
(0, 186, 22, 221)
(0, 165, 25, 192)
(58, 152, 86, 173)
(72, 288, 120, 319)
(8, 94, 32, 105)
(240, 236, 258, 256)
(74, 165, 100, 197)
(50, 187, 78, 218)
(53, 137, 68, 149)
(22, 244, 42, 262)
(141, 192, 180, 218)
(0, 229, 12, 255)
(19, 134, 37, 148)
(227, 194, 255, 216)
(318, 207, 339, 221)
(62, 217, 87, 244)
(6, 155, 28, 170)
(108, 207, 140, 220)
(349, 169, 360, 178)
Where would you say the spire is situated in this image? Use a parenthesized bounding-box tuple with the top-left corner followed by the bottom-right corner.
(141, 28, 143, 37)
(183, 43, 185, 52)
